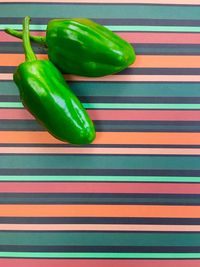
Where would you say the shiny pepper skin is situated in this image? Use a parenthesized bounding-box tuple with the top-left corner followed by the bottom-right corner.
(46, 18, 136, 77)
(5, 18, 136, 77)
(13, 16, 96, 144)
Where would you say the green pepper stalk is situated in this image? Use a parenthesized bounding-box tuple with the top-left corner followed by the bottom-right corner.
(5, 18, 136, 77)
(5, 27, 47, 47)
(13, 16, 96, 144)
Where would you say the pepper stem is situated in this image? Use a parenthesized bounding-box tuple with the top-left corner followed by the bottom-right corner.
(4, 28, 46, 47)
(22, 16, 37, 62)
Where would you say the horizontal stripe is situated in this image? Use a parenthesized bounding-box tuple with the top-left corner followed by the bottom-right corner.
(0, 251, 199, 258)
(2, 102, 200, 110)
(2, 169, 200, 177)
(65, 75, 200, 82)
(4, 18, 200, 27)
(0, 204, 199, 217)
(3, 195, 200, 205)
(1, 147, 200, 155)
(4, 24, 200, 32)
(1, 0, 200, 4)
(3, 31, 200, 45)
(3, 43, 200, 56)
(3, 54, 200, 68)
(6, 66, 200, 76)
(0, 217, 200, 225)
(2, 120, 200, 132)
(1, 232, 200, 246)
(4, 73, 200, 82)
(1, 155, 200, 170)
(0, 182, 200, 194)
(7, 66, 200, 76)
(4, 81, 200, 97)
(0, 259, 200, 267)
(0, 131, 199, 145)
(2, 245, 200, 253)
(1, 109, 200, 121)
(2, 4, 200, 20)
(1, 223, 200, 232)
(0, 175, 199, 183)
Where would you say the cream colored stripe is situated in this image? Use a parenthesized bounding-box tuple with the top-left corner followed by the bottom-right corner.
(2, 73, 200, 82)
(0, 147, 200, 155)
(0, 224, 200, 231)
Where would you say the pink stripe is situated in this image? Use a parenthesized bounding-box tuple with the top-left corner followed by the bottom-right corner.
(0, 259, 200, 267)
(1, 147, 200, 155)
(65, 74, 200, 82)
(2, 31, 200, 44)
(0, 182, 199, 194)
(0, 224, 200, 231)
(0, 109, 199, 121)
(3, 73, 200, 82)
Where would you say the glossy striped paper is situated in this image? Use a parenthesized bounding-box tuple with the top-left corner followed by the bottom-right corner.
(0, 1, 200, 266)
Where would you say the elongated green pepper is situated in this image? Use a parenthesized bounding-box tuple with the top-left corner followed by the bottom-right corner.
(13, 16, 96, 144)
(5, 18, 136, 77)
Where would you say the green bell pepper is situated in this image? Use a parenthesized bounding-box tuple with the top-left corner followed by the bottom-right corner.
(13, 16, 96, 144)
(5, 18, 136, 77)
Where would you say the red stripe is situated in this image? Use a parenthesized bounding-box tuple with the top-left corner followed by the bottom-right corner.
(0, 182, 200, 194)
(0, 259, 200, 267)
(2, 31, 200, 44)
(1, 109, 200, 121)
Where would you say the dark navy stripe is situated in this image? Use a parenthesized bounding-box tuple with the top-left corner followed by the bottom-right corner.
(3, 17, 200, 26)
(1, 193, 200, 205)
(0, 169, 200, 177)
(2, 120, 200, 132)
(3, 43, 200, 56)
(2, 95, 200, 104)
(0, 216, 200, 225)
(0, 245, 199, 253)
(3, 66, 200, 76)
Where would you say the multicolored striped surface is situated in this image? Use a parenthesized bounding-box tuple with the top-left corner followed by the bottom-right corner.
(1, 0, 200, 266)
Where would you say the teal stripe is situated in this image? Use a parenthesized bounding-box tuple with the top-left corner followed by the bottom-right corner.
(1, 102, 200, 110)
(1, 232, 200, 246)
(0, 175, 199, 182)
(0, 155, 200, 170)
(1, 5, 200, 20)
(2, 81, 200, 98)
(3, 24, 200, 32)
(0, 252, 200, 259)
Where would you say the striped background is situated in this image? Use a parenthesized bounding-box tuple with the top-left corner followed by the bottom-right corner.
(1, 0, 200, 266)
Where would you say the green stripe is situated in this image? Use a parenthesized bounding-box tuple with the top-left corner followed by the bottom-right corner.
(1, 4, 200, 20)
(0, 155, 200, 170)
(1, 102, 200, 110)
(0, 252, 200, 259)
(0, 175, 199, 182)
(1, 232, 200, 246)
(2, 82, 200, 98)
(3, 24, 200, 32)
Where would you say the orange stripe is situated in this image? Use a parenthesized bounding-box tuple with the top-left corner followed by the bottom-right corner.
(0, 54, 47, 66)
(0, 131, 199, 145)
(2, 54, 200, 68)
(0, 204, 199, 218)
(0, 224, 200, 231)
